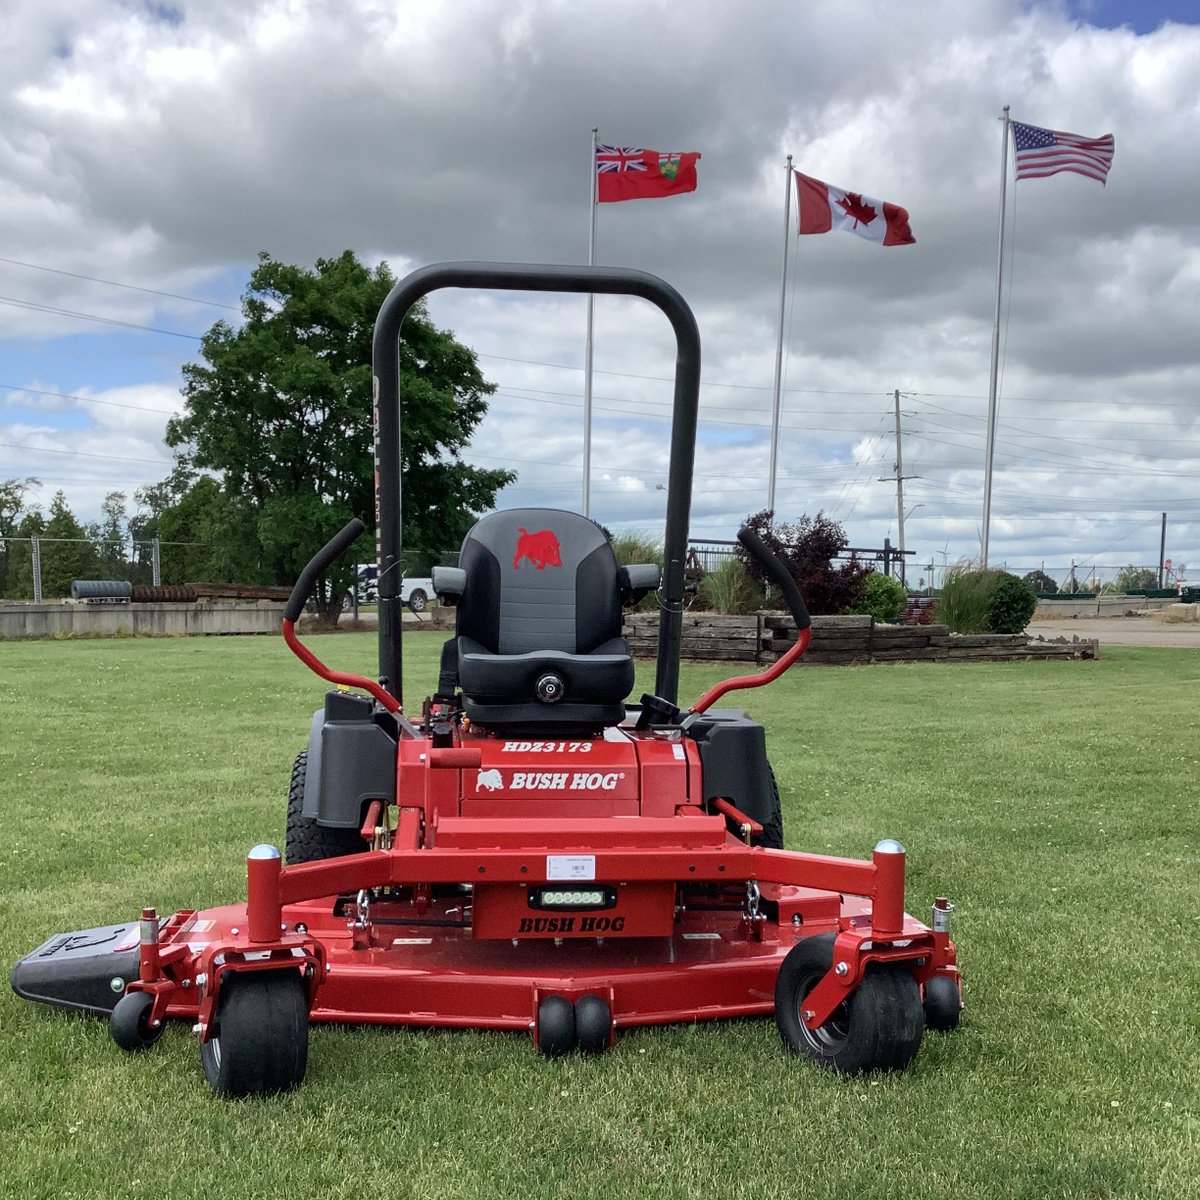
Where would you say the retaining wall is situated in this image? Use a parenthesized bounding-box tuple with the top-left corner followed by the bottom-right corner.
(623, 612, 1097, 665)
(0, 601, 286, 640)
(1034, 596, 1178, 619)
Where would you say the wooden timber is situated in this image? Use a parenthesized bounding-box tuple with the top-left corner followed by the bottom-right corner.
(623, 611, 1098, 666)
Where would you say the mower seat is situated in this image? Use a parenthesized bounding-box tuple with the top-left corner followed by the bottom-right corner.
(442, 508, 639, 727)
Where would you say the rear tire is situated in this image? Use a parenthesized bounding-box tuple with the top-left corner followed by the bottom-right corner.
(753, 766, 785, 850)
(284, 752, 365, 865)
(775, 932, 924, 1074)
(201, 969, 309, 1098)
(407, 588, 428, 613)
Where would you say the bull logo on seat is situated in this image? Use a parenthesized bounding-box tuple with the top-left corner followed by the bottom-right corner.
(513, 528, 562, 570)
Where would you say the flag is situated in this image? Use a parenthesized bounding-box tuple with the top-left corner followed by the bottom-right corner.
(596, 145, 700, 203)
(794, 171, 915, 246)
(1011, 121, 1114, 184)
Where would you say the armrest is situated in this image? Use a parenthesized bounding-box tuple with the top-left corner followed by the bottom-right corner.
(619, 563, 661, 606)
(431, 566, 466, 606)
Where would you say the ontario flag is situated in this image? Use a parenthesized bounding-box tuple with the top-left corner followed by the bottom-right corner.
(794, 170, 915, 246)
(596, 144, 700, 203)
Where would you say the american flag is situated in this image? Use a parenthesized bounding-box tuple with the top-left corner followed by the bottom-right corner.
(1012, 121, 1115, 185)
(596, 145, 647, 174)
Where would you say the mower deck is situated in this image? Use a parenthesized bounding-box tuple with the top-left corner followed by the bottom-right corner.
(12, 884, 920, 1033)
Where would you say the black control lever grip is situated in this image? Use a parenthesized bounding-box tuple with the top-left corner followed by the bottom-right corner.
(283, 518, 366, 623)
(736, 526, 811, 631)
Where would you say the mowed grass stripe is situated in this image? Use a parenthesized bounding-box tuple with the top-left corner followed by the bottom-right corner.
(0, 633, 1196, 1200)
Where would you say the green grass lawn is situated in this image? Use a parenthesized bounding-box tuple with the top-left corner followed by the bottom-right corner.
(1, 633, 1197, 1199)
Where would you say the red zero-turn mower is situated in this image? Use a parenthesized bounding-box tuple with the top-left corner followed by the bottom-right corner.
(10, 263, 962, 1097)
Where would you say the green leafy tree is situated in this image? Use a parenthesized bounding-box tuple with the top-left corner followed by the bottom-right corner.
(6, 510, 45, 598)
(737, 509, 869, 615)
(92, 490, 130, 579)
(0, 477, 39, 597)
(1022, 569, 1058, 595)
(1111, 564, 1159, 593)
(158, 476, 251, 584)
(39, 491, 100, 598)
(129, 458, 198, 582)
(165, 251, 514, 619)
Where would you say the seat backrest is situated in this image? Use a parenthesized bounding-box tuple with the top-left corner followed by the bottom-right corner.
(456, 509, 621, 655)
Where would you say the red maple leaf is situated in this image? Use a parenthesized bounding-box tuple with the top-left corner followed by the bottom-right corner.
(836, 192, 877, 228)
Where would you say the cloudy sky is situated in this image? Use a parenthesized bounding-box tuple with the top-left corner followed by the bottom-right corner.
(2, 0, 1198, 585)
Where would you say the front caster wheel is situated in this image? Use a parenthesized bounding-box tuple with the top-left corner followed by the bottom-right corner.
(574, 994, 612, 1054)
(201, 969, 309, 1098)
(536, 995, 576, 1057)
(110, 990, 164, 1052)
(922, 974, 962, 1031)
(775, 932, 924, 1075)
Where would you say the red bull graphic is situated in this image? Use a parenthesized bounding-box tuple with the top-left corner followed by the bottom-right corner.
(513, 527, 563, 570)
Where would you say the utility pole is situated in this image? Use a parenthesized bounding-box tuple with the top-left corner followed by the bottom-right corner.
(878, 389, 919, 584)
(1158, 512, 1167, 587)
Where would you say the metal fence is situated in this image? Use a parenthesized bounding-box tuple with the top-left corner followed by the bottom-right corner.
(0, 538, 167, 602)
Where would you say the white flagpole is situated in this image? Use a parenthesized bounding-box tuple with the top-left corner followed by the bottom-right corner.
(767, 154, 794, 514)
(981, 105, 1011, 568)
(583, 127, 598, 517)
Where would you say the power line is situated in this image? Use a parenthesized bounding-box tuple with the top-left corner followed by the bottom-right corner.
(0, 295, 203, 340)
(0, 383, 179, 416)
(0, 440, 168, 466)
(0, 256, 239, 311)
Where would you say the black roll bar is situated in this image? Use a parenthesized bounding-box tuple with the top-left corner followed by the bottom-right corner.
(371, 262, 702, 708)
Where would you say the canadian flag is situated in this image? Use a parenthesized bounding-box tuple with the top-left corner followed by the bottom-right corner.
(794, 170, 915, 246)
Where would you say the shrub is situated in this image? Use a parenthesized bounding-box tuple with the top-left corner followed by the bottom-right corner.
(847, 571, 907, 623)
(936, 564, 997, 633)
(696, 557, 764, 614)
(937, 565, 1037, 633)
(736, 509, 869, 615)
(987, 571, 1037, 633)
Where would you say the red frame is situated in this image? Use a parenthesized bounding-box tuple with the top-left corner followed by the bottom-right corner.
(129, 713, 957, 1045)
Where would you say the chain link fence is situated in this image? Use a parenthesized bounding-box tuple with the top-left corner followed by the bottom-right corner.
(0, 538, 170, 602)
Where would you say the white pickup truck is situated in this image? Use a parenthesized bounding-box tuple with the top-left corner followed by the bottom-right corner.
(345, 565, 433, 612)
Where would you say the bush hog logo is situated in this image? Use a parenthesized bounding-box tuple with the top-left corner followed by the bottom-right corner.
(474, 770, 624, 792)
(513, 528, 562, 570)
(517, 915, 626, 934)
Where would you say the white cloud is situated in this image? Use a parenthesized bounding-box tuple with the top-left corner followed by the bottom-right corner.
(0, 0, 1197, 583)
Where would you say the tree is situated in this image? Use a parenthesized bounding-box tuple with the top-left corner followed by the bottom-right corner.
(1022, 569, 1058, 595)
(93, 490, 130, 580)
(165, 251, 514, 619)
(1111, 564, 1159, 593)
(39, 491, 99, 598)
(737, 509, 869, 615)
(0, 477, 39, 597)
(6, 510, 45, 598)
(158, 476, 250, 584)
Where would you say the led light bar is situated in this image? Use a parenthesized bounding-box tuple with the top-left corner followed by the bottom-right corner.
(529, 886, 616, 912)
